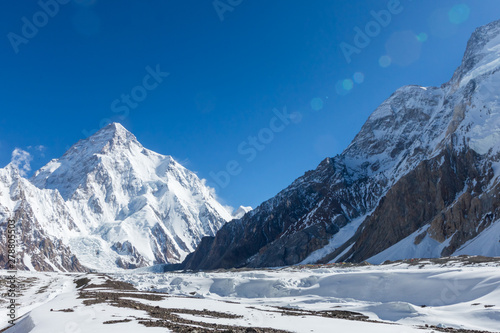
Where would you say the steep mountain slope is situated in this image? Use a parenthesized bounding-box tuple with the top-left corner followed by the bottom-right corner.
(29, 123, 232, 271)
(0, 165, 86, 272)
(182, 19, 500, 270)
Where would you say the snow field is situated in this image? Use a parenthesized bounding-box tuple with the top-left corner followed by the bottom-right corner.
(2, 261, 500, 332)
(114, 262, 500, 332)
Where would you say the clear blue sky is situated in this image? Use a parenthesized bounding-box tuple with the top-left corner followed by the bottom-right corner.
(1, 0, 499, 209)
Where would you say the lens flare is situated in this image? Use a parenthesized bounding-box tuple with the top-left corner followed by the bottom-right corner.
(342, 79, 354, 91)
(379, 55, 392, 68)
(416, 33, 428, 42)
(310, 98, 324, 111)
(449, 4, 470, 24)
(335, 80, 349, 96)
(428, 7, 458, 39)
(353, 72, 365, 84)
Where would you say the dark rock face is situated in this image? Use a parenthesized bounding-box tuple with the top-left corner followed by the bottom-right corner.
(183, 158, 384, 270)
(334, 148, 494, 263)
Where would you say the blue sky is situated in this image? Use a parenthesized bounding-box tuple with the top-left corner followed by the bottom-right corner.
(1, 0, 500, 210)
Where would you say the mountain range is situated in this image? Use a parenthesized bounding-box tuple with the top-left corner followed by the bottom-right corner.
(1, 123, 242, 272)
(1, 19, 500, 272)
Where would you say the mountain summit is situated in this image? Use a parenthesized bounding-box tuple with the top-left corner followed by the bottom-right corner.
(181, 19, 500, 270)
(32, 123, 142, 200)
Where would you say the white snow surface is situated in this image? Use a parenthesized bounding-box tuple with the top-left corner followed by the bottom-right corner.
(454, 219, 500, 257)
(2, 260, 500, 332)
(232, 205, 253, 220)
(367, 225, 453, 264)
(0, 165, 79, 241)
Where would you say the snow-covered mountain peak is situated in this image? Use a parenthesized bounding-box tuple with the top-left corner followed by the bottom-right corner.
(96, 122, 138, 148)
(452, 19, 500, 87)
(232, 206, 253, 220)
(340, 19, 500, 177)
(31, 123, 148, 199)
(70, 122, 141, 156)
(2, 162, 20, 180)
(339, 83, 446, 182)
(28, 122, 233, 270)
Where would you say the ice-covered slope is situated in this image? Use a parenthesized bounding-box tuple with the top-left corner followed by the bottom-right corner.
(182, 19, 500, 270)
(0, 164, 86, 272)
(26, 123, 232, 271)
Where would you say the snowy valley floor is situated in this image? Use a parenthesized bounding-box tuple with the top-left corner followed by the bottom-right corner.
(1, 257, 500, 333)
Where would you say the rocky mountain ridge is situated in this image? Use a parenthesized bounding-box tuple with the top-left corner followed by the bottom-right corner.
(181, 19, 500, 270)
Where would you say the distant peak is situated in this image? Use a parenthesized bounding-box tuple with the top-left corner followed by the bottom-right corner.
(464, 19, 500, 58)
(98, 122, 129, 135)
(91, 122, 137, 143)
(61, 123, 140, 158)
(232, 206, 253, 219)
(469, 19, 500, 44)
(3, 162, 20, 177)
(452, 19, 500, 84)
